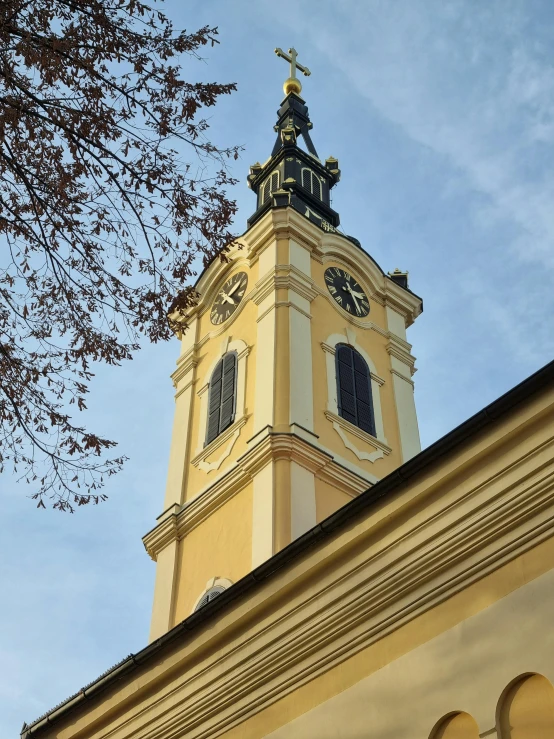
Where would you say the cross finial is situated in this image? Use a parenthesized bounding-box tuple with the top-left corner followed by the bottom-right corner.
(275, 47, 311, 96)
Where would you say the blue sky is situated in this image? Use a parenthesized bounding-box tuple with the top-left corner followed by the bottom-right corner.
(2, 1, 554, 734)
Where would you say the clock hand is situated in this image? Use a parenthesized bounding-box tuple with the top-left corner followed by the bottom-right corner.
(227, 280, 242, 297)
(349, 289, 365, 299)
(219, 291, 235, 305)
(344, 283, 361, 314)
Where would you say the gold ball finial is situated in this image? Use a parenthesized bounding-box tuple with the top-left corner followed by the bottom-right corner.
(283, 76, 302, 95)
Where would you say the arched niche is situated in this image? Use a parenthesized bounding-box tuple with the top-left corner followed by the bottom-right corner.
(430, 711, 480, 739)
(498, 673, 554, 739)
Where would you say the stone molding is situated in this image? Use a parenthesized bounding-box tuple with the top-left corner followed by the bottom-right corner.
(142, 429, 371, 562)
(171, 208, 421, 336)
(390, 367, 415, 387)
(325, 411, 392, 463)
(170, 351, 198, 389)
(386, 341, 416, 372)
(191, 415, 250, 473)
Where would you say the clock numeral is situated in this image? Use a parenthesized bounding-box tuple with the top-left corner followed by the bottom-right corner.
(346, 302, 352, 312)
(329, 285, 337, 294)
(336, 295, 343, 304)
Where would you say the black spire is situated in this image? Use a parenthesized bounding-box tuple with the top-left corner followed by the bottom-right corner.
(247, 49, 341, 232)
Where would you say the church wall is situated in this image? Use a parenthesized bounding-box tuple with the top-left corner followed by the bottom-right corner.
(235, 541, 554, 739)
(314, 478, 353, 522)
(172, 481, 253, 621)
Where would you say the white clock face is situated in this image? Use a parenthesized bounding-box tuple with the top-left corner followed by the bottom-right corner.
(210, 272, 248, 325)
(324, 267, 370, 317)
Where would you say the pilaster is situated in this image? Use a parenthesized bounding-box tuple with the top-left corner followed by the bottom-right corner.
(163, 316, 199, 510)
(387, 341, 421, 462)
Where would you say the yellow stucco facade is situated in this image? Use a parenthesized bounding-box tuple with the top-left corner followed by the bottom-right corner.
(22, 77, 554, 739)
(143, 205, 422, 637)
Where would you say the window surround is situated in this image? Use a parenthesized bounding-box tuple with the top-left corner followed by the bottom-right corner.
(191, 577, 234, 614)
(335, 343, 376, 437)
(324, 410, 391, 463)
(322, 329, 388, 454)
(262, 170, 280, 204)
(193, 337, 250, 472)
(205, 351, 238, 447)
(301, 167, 323, 200)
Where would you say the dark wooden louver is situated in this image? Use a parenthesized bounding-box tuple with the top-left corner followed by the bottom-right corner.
(205, 352, 237, 445)
(194, 585, 226, 611)
(263, 171, 279, 204)
(301, 168, 322, 200)
(336, 344, 376, 436)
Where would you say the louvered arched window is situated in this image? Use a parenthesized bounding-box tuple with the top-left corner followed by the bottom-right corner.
(194, 585, 226, 611)
(335, 344, 376, 436)
(262, 170, 280, 204)
(205, 352, 237, 445)
(301, 168, 322, 200)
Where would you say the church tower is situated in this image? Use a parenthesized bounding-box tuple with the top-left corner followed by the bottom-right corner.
(144, 49, 423, 641)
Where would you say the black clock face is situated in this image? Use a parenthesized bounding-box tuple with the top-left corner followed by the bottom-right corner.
(210, 271, 248, 325)
(324, 267, 370, 317)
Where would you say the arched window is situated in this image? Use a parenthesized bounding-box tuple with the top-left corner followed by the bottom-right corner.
(301, 168, 322, 200)
(194, 585, 226, 611)
(336, 344, 376, 436)
(205, 352, 237, 446)
(429, 712, 480, 739)
(262, 170, 280, 204)
(498, 673, 554, 739)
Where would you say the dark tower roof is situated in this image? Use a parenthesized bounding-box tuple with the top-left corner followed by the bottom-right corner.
(247, 51, 341, 232)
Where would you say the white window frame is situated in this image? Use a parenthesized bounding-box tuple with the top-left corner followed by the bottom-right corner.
(192, 577, 234, 613)
(322, 329, 387, 447)
(262, 170, 280, 204)
(301, 167, 322, 200)
(192, 337, 250, 473)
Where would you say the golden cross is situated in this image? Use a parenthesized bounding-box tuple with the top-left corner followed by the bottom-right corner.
(275, 47, 311, 95)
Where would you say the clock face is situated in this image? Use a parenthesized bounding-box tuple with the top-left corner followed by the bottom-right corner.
(210, 271, 248, 325)
(324, 267, 370, 317)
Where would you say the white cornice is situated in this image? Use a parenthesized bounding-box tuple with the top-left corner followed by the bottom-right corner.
(171, 352, 198, 388)
(386, 341, 416, 369)
(169, 208, 422, 337)
(325, 411, 392, 459)
(142, 430, 373, 561)
(190, 415, 250, 473)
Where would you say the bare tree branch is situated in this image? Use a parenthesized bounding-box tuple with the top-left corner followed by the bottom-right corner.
(0, 0, 240, 510)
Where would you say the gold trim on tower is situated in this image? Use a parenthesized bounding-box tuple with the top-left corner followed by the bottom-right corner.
(275, 47, 311, 95)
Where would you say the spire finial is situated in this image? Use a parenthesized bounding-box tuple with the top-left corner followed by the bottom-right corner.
(275, 47, 311, 96)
